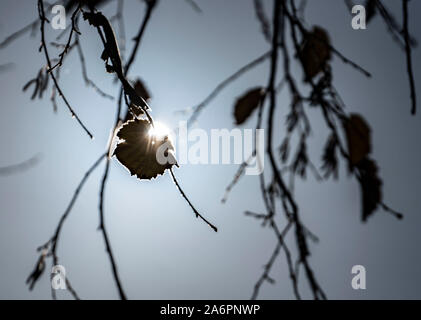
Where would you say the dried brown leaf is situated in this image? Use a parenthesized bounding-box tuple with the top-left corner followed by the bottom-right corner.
(133, 78, 151, 102)
(114, 119, 177, 180)
(343, 113, 372, 167)
(124, 78, 151, 122)
(234, 87, 264, 125)
(299, 26, 331, 80)
(357, 158, 382, 221)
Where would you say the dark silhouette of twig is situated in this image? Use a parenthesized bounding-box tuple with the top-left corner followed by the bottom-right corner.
(381, 202, 404, 220)
(221, 154, 254, 204)
(114, 0, 157, 122)
(251, 220, 300, 300)
(75, 36, 114, 99)
(123, 0, 157, 76)
(98, 159, 127, 300)
(221, 79, 287, 205)
(26, 250, 46, 291)
(344, 1, 417, 113)
(252, 237, 282, 298)
(402, 0, 417, 114)
(110, 0, 126, 60)
(185, 51, 272, 126)
(48, 4, 81, 73)
(253, 0, 271, 42)
(170, 168, 218, 232)
(270, 0, 326, 300)
(47, 154, 107, 260)
(31, 153, 106, 299)
(85, 2, 160, 299)
(37, 0, 94, 139)
(375, 0, 417, 48)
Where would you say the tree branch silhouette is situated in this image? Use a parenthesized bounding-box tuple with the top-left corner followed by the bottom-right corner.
(37, 0, 93, 138)
(402, 0, 417, 114)
(33, 153, 106, 299)
(0, 0, 415, 300)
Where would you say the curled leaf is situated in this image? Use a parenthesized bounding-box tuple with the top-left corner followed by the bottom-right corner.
(357, 158, 382, 222)
(234, 87, 264, 125)
(124, 78, 151, 122)
(133, 78, 151, 102)
(343, 113, 372, 168)
(114, 119, 177, 180)
(299, 26, 331, 80)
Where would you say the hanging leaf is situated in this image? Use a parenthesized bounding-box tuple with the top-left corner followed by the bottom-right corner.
(357, 158, 382, 222)
(124, 78, 151, 122)
(299, 26, 331, 80)
(233, 87, 264, 125)
(343, 113, 372, 168)
(114, 119, 177, 180)
(133, 78, 151, 101)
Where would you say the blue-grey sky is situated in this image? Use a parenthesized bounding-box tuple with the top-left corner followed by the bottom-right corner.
(0, 0, 420, 299)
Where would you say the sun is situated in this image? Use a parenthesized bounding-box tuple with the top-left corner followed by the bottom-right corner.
(148, 121, 171, 139)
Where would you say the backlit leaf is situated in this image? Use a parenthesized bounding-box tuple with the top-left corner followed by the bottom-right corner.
(114, 119, 177, 180)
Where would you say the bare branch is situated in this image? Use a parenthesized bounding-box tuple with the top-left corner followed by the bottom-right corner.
(170, 168, 218, 232)
(402, 0, 417, 114)
(37, 0, 94, 139)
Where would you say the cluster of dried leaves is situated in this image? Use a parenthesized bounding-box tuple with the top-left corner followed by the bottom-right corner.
(225, 0, 411, 299)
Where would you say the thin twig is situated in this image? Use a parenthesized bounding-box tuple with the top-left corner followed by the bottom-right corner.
(186, 51, 272, 126)
(33, 153, 106, 299)
(48, 5, 81, 73)
(402, 0, 417, 114)
(75, 37, 114, 99)
(123, 0, 157, 75)
(170, 168, 218, 232)
(98, 159, 127, 300)
(37, 0, 94, 139)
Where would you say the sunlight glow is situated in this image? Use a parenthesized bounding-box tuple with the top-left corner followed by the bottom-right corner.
(148, 121, 171, 139)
